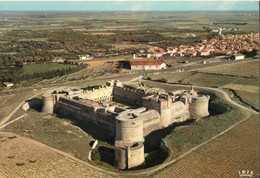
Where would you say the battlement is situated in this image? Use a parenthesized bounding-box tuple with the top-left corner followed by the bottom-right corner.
(40, 80, 210, 170)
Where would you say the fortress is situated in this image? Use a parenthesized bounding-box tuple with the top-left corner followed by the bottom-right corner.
(41, 80, 210, 170)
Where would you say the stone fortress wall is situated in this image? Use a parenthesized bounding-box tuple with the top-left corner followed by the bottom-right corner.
(41, 80, 210, 170)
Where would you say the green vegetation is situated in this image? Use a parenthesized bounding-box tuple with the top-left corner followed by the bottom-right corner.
(147, 71, 196, 84)
(165, 90, 244, 160)
(236, 90, 259, 109)
(4, 110, 93, 162)
(147, 68, 258, 88)
(0, 11, 258, 85)
(181, 72, 258, 87)
(153, 115, 259, 178)
(2, 63, 87, 84)
(23, 63, 76, 75)
(230, 89, 259, 111)
(147, 61, 259, 112)
(0, 91, 39, 121)
(91, 149, 101, 161)
(198, 60, 259, 78)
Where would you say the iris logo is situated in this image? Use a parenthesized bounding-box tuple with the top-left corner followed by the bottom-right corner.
(238, 170, 253, 177)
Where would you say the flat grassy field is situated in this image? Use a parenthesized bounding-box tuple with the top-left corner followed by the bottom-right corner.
(147, 70, 258, 87)
(198, 60, 259, 77)
(37, 62, 127, 85)
(0, 91, 39, 122)
(0, 94, 15, 106)
(4, 110, 93, 162)
(147, 71, 195, 84)
(235, 90, 259, 110)
(153, 115, 259, 177)
(182, 73, 258, 87)
(23, 63, 76, 75)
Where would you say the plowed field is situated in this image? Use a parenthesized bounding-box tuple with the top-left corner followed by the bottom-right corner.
(154, 115, 259, 178)
(0, 132, 112, 178)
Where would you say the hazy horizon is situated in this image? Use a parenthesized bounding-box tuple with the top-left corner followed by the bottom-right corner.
(0, 1, 258, 11)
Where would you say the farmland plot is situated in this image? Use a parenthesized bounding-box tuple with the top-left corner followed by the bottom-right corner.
(4, 111, 93, 162)
(182, 73, 258, 87)
(198, 60, 259, 78)
(0, 132, 112, 178)
(154, 115, 259, 178)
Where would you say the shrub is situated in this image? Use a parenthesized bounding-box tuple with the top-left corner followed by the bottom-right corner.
(91, 149, 101, 161)
(157, 78, 168, 83)
(16, 163, 25, 166)
(143, 76, 151, 80)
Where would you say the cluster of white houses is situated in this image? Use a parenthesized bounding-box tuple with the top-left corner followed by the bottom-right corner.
(147, 33, 259, 59)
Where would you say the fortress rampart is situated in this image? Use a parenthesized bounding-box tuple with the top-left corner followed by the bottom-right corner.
(112, 86, 147, 107)
(41, 80, 210, 170)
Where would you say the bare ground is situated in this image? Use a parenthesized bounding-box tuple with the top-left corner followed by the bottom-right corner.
(0, 132, 113, 178)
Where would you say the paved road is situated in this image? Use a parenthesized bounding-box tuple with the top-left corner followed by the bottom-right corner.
(1, 58, 256, 96)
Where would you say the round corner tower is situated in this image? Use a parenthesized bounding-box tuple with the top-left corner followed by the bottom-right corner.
(189, 95, 210, 118)
(114, 112, 145, 170)
(42, 94, 54, 114)
(115, 113, 144, 144)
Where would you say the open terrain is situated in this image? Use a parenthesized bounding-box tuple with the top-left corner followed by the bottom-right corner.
(198, 60, 259, 77)
(0, 90, 40, 123)
(0, 11, 258, 177)
(23, 63, 76, 75)
(0, 60, 258, 177)
(0, 11, 258, 85)
(0, 132, 113, 178)
(154, 114, 259, 178)
(3, 111, 93, 162)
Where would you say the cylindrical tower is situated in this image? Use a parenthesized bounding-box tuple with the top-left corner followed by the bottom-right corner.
(115, 111, 145, 169)
(115, 114, 144, 144)
(42, 95, 54, 114)
(115, 142, 145, 170)
(189, 95, 210, 118)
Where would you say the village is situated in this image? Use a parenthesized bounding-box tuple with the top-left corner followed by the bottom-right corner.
(96, 33, 258, 71)
(146, 33, 259, 59)
(77, 33, 259, 70)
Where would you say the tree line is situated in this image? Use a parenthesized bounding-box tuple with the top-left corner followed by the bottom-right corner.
(1, 64, 88, 83)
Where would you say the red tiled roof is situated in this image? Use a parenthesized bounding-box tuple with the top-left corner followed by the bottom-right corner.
(234, 53, 244, 56)
(186, 50, 197, 54)
(201, 50, 209, 53)
(129, 59, 165, 66)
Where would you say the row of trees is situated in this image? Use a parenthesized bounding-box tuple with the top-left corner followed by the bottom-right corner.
(2, 64, 88, 83)
(0, 63, 24, 83)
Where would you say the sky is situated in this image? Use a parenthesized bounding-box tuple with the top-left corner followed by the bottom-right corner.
(0, 1, 258, 11)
